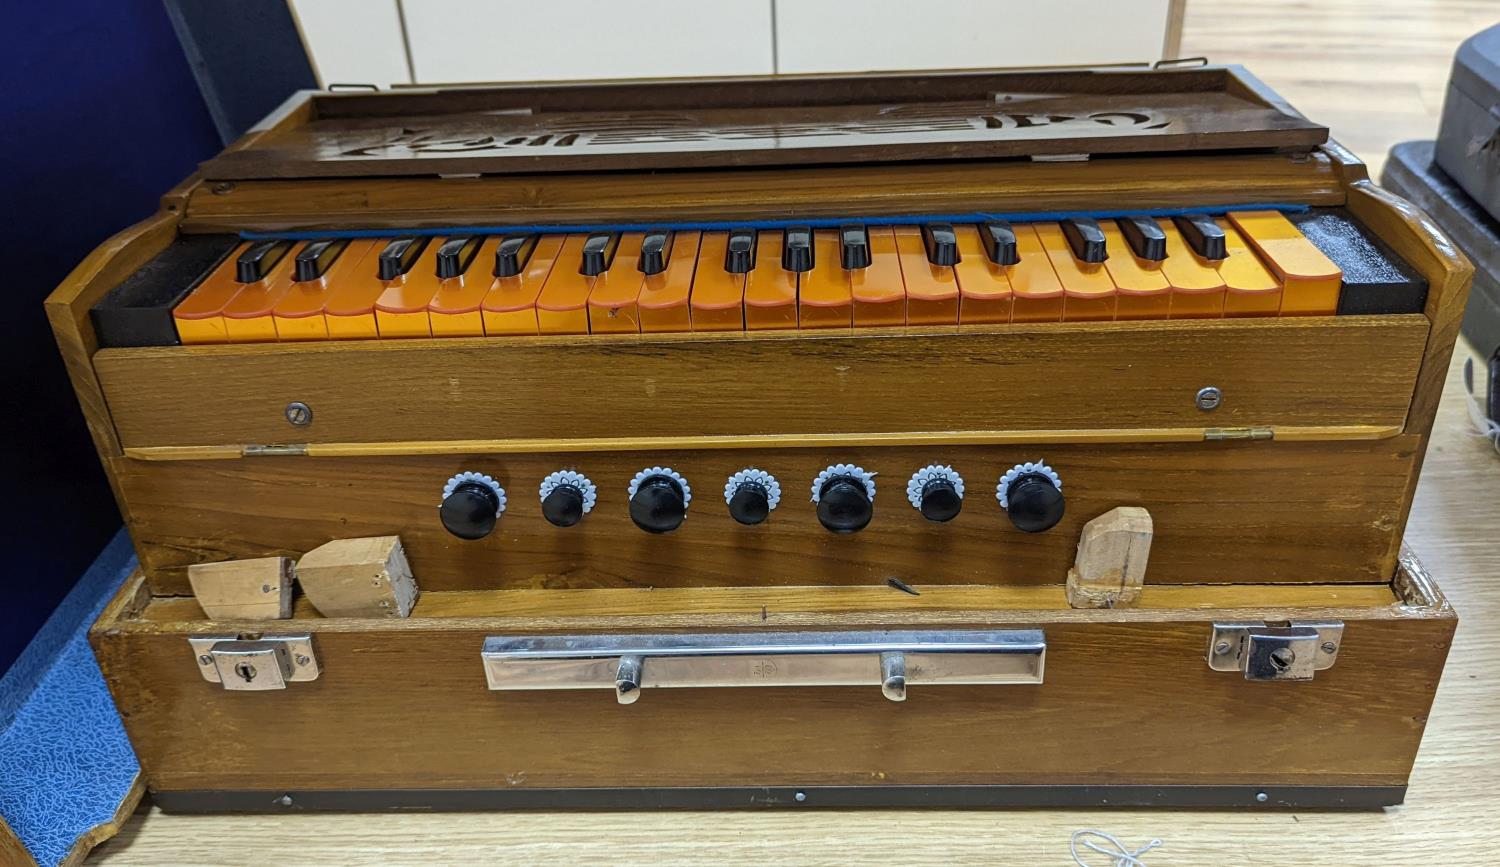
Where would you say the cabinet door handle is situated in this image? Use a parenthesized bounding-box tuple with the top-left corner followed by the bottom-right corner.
(481, 629, 1045, 704)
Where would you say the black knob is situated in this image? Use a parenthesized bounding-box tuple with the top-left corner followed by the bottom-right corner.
(1003, 473, 1066, 533)
(817, 475, 873, 534)
(630, 474, 687, 533)
(728, 482, 771, 525)
(440, 481, 501, 540)
(542, 484, 586, 528)
(919, 478, 963, 523)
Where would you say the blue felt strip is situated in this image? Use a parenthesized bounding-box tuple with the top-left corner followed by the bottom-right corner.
(241, 204, 1311, 241)
(0, 531, 140, 867)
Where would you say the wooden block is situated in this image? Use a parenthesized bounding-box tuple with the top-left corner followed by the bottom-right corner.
(1066, 506, 1153, 609)
(186, 557, 293, 620)
(295, 536, 417, 618)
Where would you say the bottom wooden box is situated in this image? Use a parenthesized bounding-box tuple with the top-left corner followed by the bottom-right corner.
(91, 547, 1455, 811)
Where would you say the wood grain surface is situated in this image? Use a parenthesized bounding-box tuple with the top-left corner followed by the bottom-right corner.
(93, 316, 1428, 450)
(111, 437, 1421, 593)
(179, 151, 1347, 233)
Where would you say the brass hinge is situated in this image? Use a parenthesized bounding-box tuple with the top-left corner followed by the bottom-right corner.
(243, 444, 309, 457)
(1203, 427, 1274, 442)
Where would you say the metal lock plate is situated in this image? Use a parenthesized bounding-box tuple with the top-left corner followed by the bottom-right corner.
(1208, 622, 1343, 681)
(189, 635, 320, 691)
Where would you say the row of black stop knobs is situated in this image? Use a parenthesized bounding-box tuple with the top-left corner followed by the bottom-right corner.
(440, 464, 1066, 541)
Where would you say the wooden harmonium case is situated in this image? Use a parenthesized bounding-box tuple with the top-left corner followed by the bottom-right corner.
(56, 66, 1467, 810)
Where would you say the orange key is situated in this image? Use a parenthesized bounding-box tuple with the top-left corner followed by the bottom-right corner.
(893, 226, 959, 325)
(173, 240, 291, 344)
(1217, 220, 1283, 317)
(429, 237, 503, 337)
(639, 231, 700, 332)
(536, 234, 596, 334)
(1034, 223, 1116, 322)
(951, 225, 1013, 325)
(374, 237, 453, 337)
(1227, 210, 1342, 315)
(325, 237, 423, 337)
(222, 240, 346, 342)
(1008, 225, 1065, 322)
(850, 226, 905, 327)
(1159, 219, 1226, 319)
(481, 235, 562, 336)
(272, 239, 376, 341)
(588, 232, 647, 334)
(1099, 222, 1170, 320)
(799, 230, 852, 329)
(323, 237, 424, 339)
(745, 230, 798, 329)
(691, 231, 746, 332)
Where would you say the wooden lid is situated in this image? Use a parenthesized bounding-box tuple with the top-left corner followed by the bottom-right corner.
(202, 66, 1327, 181)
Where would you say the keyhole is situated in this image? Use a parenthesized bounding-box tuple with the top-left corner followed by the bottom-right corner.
(234, 661, 258, 682)
(1269, 647, 1296, 671)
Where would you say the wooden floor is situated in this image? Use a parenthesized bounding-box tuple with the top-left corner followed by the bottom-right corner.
(88, 3, 1500, 865)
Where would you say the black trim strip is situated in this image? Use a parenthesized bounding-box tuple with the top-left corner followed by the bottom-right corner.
(152, 784, 1406, 812)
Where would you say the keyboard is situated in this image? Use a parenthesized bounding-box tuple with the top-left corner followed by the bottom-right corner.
(98, 210, 1425, 347)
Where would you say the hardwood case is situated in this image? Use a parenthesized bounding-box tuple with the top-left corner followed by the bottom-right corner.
(51, 67, 1468, 808)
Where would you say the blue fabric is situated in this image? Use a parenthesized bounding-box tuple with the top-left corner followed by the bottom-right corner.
(241, 203, 1312, 241)
(0, 531, 140, 867)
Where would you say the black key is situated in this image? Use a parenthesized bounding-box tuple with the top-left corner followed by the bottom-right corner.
(493, 235, 538, 278)
(1117, 216, 1167, 262)
(1173, 214, 1228, 261)
(839, 224, 871, 270)
(377, 237, 428, 281)
(782, 226, 814, 272)
(725, 229, 756, 274)
(1060, 217, 1108, 263)
(980, 221, 1019, 265)
(922, 223, 960, 266)
(579, 232, 619, 276)
(293, 238, 349, 282)
(90, 234, 239, 347)
(235, 239, 292, 283)
(638, 230, 674, 275)
(436, 236, 483, 279)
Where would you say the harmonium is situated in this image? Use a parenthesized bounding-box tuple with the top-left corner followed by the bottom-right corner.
(52, 65, 1469, 811)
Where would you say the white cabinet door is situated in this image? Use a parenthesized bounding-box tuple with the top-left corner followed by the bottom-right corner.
(774, 0, 1172, 74)
(289, 0, 413, 87)
(402, 0, 775, 82)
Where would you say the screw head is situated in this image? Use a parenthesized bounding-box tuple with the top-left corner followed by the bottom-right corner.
(275, 794, 294, 807)
(198, 654, 213, 666)
(1321, 641, 1338, 654)
(285, 401, 313, 427)
(1255, 791, 1269, 803)
(794, 791, 807, 802)
(295, 654, 311, 667)
(1195, 386, 1223, 411)
(1214, 640, 1232, 655)
(211, 182, 235, 195)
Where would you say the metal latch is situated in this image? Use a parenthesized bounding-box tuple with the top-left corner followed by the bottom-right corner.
(482, 629, 1045, 704)
(189, 635, 320, 691)
(1207, 621, 1343, 681)
(1204, 427, 1274, 442)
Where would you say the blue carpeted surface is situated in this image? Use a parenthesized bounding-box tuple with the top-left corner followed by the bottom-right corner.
(0, 531, 140, 866)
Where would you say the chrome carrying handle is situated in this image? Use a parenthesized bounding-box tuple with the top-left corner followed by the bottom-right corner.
(481, 630, 1045, 704)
